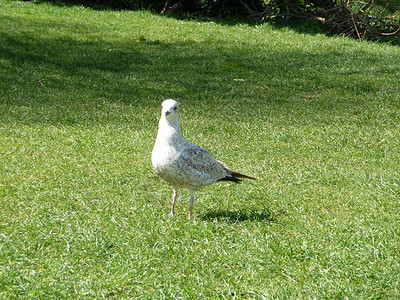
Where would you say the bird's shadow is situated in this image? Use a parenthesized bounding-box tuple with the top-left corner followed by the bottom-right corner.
(200, 208, 276, 224)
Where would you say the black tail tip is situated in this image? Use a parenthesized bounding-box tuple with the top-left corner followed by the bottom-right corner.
(217, 176, 243, 183)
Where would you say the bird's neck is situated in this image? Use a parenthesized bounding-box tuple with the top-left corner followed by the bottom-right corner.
(157, 118, 183, 143)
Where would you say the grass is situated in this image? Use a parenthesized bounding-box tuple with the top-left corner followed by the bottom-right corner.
(1, 0, 400, 298)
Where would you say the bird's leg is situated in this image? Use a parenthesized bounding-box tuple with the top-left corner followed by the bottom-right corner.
(170, 187, 178, 217)
(188, 190, 195, 219)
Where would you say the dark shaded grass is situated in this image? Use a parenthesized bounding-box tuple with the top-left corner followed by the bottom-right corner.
(1, 11, 399, 126)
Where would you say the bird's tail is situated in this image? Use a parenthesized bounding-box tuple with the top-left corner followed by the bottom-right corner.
(217, 160, 257, 181)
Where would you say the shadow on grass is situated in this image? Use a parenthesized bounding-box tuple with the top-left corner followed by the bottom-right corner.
(1, 5, 398, 127)
(200, 208, 276, 223)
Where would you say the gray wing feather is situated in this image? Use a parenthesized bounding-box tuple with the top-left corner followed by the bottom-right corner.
(179, 144, 227, 178)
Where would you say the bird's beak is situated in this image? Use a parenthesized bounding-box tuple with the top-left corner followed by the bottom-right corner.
(165, 111, 171, 117)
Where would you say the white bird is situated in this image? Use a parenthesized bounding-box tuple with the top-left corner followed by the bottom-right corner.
(152, 99, 256, 218)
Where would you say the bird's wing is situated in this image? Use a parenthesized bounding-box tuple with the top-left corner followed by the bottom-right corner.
(178, 144, 228, 181)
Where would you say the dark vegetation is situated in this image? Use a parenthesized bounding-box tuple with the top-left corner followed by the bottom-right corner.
(250, 0, 400, 42)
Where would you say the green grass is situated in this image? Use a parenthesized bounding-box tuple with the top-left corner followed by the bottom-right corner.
(1, 0, 400, 298)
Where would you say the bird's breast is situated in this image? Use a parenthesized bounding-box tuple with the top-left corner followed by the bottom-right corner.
(152, 141, 178, 170)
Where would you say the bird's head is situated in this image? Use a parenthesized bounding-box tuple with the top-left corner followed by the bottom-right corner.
(161, 99, 179, 121)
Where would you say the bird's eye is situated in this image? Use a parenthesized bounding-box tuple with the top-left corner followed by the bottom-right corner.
(173, 107, 177, 111)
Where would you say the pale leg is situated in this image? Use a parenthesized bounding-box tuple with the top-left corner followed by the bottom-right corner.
(170, 187, 178, 217)
(188, 190, 195, 218)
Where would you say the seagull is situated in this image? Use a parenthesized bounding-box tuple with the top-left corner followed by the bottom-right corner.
(151, 99, 256, 218)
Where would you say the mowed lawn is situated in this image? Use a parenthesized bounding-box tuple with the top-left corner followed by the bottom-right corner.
(1, 0, 400, 298)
